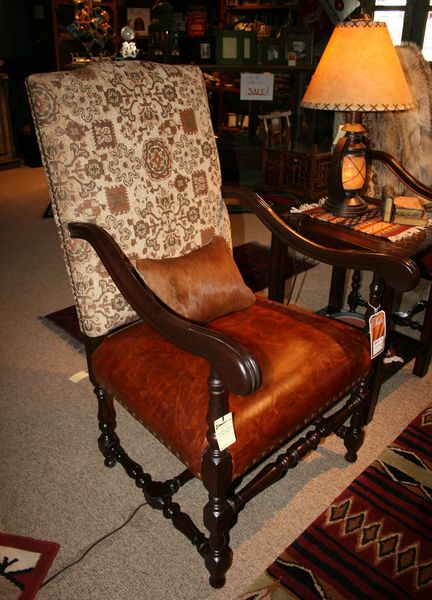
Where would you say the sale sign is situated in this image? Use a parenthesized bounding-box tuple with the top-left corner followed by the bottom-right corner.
(240, 73, 274, 101)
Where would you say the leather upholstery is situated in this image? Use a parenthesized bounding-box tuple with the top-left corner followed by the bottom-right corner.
(92, 297, 370, 479)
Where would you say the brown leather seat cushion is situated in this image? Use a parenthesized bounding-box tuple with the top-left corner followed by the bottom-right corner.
(92, 297, 370, 479)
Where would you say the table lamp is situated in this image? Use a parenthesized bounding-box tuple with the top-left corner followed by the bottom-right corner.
(301, 15, 414, 217)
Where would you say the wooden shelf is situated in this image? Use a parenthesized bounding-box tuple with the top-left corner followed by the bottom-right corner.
(227, 3, 299, 12)
(221, 1, 303, 41)
(199, 64, 313, 73)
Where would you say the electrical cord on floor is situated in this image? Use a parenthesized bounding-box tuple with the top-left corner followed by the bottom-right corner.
(40, 502, 147, 588)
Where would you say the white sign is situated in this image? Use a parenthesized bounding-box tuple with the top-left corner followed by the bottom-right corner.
(240, 73, 274, 101)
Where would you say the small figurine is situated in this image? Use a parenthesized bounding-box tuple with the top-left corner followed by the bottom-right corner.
(120, 41, 138, 59)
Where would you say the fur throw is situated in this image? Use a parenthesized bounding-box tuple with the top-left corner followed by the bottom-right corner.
(334, 43, 432, 197)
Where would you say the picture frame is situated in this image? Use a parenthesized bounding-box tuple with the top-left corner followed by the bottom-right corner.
(241, 31, 257, 65)
(179, 36, 215, 64)
(198, 37, 215, 64)
(126, 8, 151, 38)
(262, 38, 285, 65)
(216, 31, 243, 64)
(284, 30, 313, 67)
(216, 31, 257, 65)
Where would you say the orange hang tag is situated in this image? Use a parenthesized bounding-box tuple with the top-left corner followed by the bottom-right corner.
(369, 310, 386, 359)
(214, 412, 236, 451)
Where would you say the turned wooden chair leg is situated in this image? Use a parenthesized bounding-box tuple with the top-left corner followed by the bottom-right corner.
(95, 386, 118, 468)
(343, 379, 368, 463)
(413, 282, 432, 377)
(201, 371, 235, 588)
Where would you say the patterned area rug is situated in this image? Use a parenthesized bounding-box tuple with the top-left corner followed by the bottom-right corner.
(239, 405, 432, 599)
(41, 242, 316, 348)
(232, 242, 316, 294)
(0, 533, 59, 600)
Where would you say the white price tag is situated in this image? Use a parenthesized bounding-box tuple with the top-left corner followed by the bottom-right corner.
(369, 310, 386, 359)
(69, 370, 89, 383)
(214, 412, 236, 451)
(332, 124, 345, 149)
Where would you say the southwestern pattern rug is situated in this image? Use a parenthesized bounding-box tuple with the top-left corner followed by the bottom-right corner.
(239, 405, 432, 599)
(293, 201, 431, 242)
(0, 533, 59, 599)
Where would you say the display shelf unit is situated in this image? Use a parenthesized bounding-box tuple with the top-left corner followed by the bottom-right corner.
(222, 2, 299, 15)
(51, 0, 119, 71)
(201, 63, 313, 141)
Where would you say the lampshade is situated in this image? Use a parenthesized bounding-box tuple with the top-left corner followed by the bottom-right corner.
(301, 20, 414, 112)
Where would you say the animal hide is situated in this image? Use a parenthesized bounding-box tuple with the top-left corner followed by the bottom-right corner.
(334, 43, 432, 197)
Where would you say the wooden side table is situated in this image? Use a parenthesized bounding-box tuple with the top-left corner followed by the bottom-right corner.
(269, 206, 432, 419)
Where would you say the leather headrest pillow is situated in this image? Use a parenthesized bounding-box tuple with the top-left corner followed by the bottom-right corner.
(135, 236, 255, 323)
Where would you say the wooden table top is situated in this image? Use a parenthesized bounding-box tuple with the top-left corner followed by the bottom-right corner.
(284, 202, 432, 262)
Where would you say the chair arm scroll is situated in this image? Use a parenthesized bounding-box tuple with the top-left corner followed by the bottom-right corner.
(222, 187, 420, 293)
(369, 150, 432, 201)
(68, 222, 261, 396)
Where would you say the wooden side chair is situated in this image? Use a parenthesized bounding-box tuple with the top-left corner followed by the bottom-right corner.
(27, 61, 419, 588)
(258, 110, 331, 201)
(281, 142, 331, 201)
(258, 110, 292, 188)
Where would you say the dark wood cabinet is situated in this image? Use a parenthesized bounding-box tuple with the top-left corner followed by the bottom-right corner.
(0, 75, 20, 169)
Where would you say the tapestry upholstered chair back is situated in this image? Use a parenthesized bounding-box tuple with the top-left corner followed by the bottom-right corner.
(26, 61, 230, 337)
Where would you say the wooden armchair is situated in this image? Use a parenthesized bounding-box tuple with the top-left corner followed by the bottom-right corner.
(26, 61, 419, 588)
(349, 149, 432, 377)
(342, 43, 432, 377)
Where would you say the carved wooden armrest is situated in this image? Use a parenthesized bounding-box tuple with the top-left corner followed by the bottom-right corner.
(369, 149, 432, 201)
(222, 186, 420, 293)
(68, 222, 261, 396)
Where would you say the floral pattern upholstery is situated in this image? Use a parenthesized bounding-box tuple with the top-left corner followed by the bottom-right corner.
(27, 61, 230, 336)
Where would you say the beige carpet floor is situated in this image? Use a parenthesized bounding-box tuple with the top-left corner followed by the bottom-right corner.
(0, 166, 431, 600)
